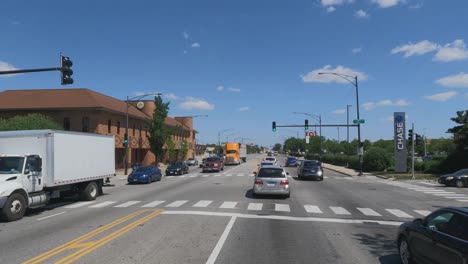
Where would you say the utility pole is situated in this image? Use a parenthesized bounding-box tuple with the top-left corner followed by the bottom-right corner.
(337, 127, 340, 142)
(346, 104, 351, 145)
(411, 123, 415, 180)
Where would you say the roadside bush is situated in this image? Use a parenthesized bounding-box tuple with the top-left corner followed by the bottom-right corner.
(362, 147, 391, 172)
(414, 161, 424, 172)
(423, 160, 443, 174)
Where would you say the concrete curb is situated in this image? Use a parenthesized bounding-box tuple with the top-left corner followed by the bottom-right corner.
(323, 166, 354, 177)
(375, 175, 390, 180)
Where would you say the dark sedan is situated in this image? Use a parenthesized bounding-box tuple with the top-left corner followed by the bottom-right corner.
(397, 207, 468, 264)
(285, 156, 298, 167)
(438, 168, 468, 188)
(127, 165, 162, 184)
(165, 161, 189, 175)
(297, 160, 323, 180)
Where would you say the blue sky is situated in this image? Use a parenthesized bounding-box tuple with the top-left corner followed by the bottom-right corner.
(1, 0, 468, 147)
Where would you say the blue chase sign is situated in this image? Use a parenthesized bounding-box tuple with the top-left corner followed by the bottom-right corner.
(394, 112, 407, 172)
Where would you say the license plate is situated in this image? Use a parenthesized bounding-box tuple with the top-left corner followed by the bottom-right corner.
(133, 179, 138, 181)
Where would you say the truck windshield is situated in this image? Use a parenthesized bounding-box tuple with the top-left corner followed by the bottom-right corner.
(226, 150, 237, 154)
(0, 157, 25, 174)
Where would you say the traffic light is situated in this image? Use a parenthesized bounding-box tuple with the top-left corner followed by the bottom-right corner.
(123, 133, 128, 147)
(272, 121, 276, 132)
(408, 129, 413, 145)
(305, 119, 309, 130)
(60, 55, 73, 85)
(415, 134, 422, 145)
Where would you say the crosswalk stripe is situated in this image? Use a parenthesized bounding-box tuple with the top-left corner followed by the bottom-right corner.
(236, 174, 244, 177)
(220, 201, 237, 209)
(141, 201, 165, 207)
(386, 209, 413, 218)
(89, 201, 117, 208)
(114, 201, 141, 208)
(456, 200, 468, 202)
(247, 203, 263, 211)
(193, 200, 213, 207)
(275, 204, 290, 212)
(64, 201, 95, 208)
(445, 196, 468, 199)
(165, 200, 189, 207)
(166, 176, 175, 179)
(414, 210, 431, 216)
(202, 175, 210, 178)
(214, 174, 221, 177)
(431, 192, 456, 195)
(179, 175, 186, 178)
(420, 182, 439, 186)
(189, 174, 198, 178)
(330, 207, 351, 215)
(304, 205, 322, 214)
(357, 208, 382, 216)
(323, 176, 329, 179)
(424, 191, 454, 194)
(225, 174, 233, 177)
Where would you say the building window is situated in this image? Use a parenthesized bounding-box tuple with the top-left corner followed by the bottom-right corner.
(82, 117, 90, 132)
(117, 121, 121, 134)
(63, 117, 70, 131)
(108, 120, 111, 134)
(133, 124, 135, 136)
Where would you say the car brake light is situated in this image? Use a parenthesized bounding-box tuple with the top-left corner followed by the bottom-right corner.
(280, 180, 289, 185)
(255, 180, 263, 185)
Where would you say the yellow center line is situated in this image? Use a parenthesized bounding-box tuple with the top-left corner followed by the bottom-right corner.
(22, 209, 153, 264)
(56, 209, 163, 264)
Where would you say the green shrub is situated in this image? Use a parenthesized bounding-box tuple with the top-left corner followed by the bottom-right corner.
(423, 160, 443, 174)
(363, 147, 391, 172)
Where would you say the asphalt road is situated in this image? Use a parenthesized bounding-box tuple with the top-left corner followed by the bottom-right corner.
(1, 154, 467, 264)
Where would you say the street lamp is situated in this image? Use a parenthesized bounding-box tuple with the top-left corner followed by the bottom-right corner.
(285, 129, 300, 138)
(124, 92, 162, 175)
(218, 129, 234, 147)
(318, 72, 363, 176)
(293, 112, 322, 155)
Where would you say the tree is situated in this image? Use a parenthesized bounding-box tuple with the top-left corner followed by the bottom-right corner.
(284, 137, 305, 153)
(0, 113, 61, 131)
(147, 95, 172, 163)
(363, 147, 391, 172)
(165, 137, 177, 162)
(272, 143, 282, 152)
(180, 140, 188, 160)
(447, 110, 468, 151)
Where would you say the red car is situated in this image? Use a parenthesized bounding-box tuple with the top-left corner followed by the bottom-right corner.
(202, 157, 224, 172)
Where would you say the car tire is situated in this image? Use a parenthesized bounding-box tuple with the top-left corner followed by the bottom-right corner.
(398, 237, 413, 264)
(1, 193, 27, 222)
(456, 179, 465, 188)
(79, 181, 99, 201)
(284, 193, 290, 199)
(319, 176, 324, 181)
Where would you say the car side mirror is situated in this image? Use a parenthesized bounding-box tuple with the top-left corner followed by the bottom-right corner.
(413, 218, 424, 226)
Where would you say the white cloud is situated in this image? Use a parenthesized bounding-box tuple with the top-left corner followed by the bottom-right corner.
(238, 106, 250, 111)
(164, 93, 180, 100)
(326, 6, 336, 12)
(372, 0, 402, 8)
(355, 10, 369, 18)
(227, 87, 241, 92)
(425, 91, 457, 102)
(191, 42, 200, 48)
(0, 61, 19, 78)
(321, 0, 354, 6)
(301, 65, 368, 83)
(182, 32, 189, 40)
(179, 97, 215, 110)
(332, 109, 346, 114)
(216, 86, 224, 91)
(433, 39, 468, 62)
(391, 40, 439, 58)
(362, 99, 410, 110)
(352, 48, 362, 54)
(436, 73, 468, 88)
(409, 3, 423, 9)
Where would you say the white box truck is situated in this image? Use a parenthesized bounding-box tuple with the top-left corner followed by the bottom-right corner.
(0, 130, 115, 222)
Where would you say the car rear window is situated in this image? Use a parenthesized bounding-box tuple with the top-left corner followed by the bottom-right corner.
(303, 161, 320, 167)
(206, 157, 219, 162)
(258, 168, 285, 178)
(261, 162, 274, 166)
(135, 166, 151, 172)
(265, 158, 275, 161)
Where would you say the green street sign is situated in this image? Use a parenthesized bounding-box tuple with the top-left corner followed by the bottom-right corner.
(353, 119, 365, 124)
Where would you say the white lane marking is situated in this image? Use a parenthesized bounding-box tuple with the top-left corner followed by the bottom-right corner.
(414, 210, 432, 216)
(247, 203, 263, 211)
(344, 178, 353, 180)
(193, 200, 213, 208)
(89, 201, 117, 208)
(202, 175, 210, 178)
(323, 176, 329, 179)
(220, 201, 237, 209)
(419, 182, 439, 186)
(214, 174, 221, 177)
(445, 196, 468, 199)
(275, 204, 290, 212)
(166, 176, 175, 179)
(165, 200, 189, 208)
(386, 209, 413, 218)
(330, 206, 351, 215)
(304, 205, 322, 214)
(225, 174, 233, 177)
(162, 211, 403, 226)
(37, 211, 66, 221)
(357, 208, 382, 217)
(433, 193, 463, 196)
(408, 187, 435, 190)
(179, 175, 186, 178)
(189, 174, 198, 178)
(206, 216, 237, 264)
(64, 201, 95, 208)
(141, 201, 165, 208)
(424, 191, 455, 194)
(456, 200, 468, 202)
(236, 174, 245, 177)
(114, 201, 141, 208)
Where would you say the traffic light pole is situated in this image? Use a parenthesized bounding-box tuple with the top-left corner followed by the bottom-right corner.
(0, 67, 61, 75)
(411, 123, 415, 180)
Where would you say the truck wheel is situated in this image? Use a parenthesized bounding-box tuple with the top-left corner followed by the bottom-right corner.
(79, 181, 99, 201)
(1, 193, 27, 222)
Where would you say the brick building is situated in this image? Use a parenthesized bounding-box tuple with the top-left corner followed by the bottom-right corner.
(0, 88, 196, 168)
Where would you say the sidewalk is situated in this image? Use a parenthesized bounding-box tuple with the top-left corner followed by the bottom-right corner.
(322, 163, 360, 177)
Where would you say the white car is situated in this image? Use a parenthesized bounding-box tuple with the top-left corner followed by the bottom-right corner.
(264, 157, 277, 164)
